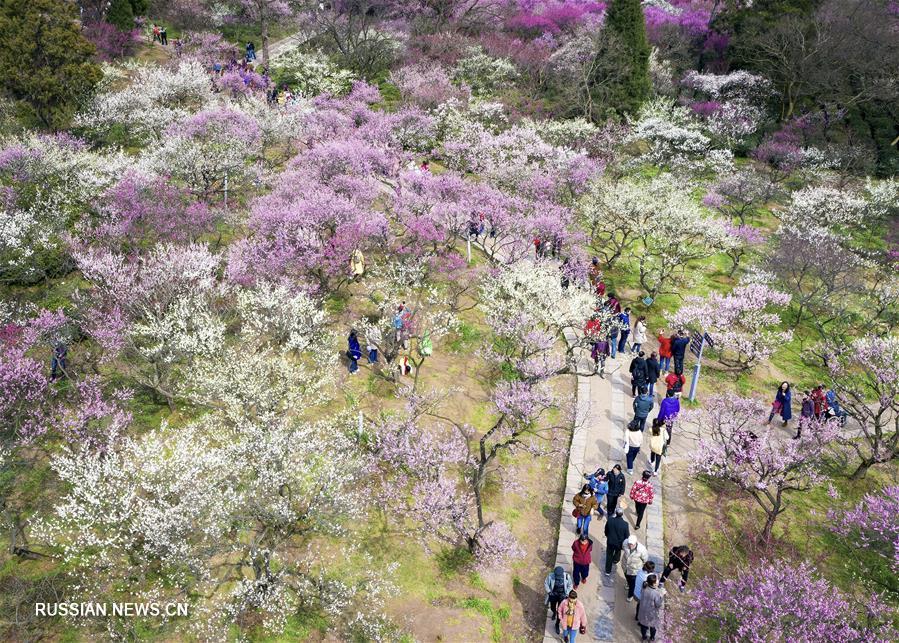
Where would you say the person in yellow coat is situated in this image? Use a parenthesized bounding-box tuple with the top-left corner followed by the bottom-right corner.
(350, 248, 365, 279)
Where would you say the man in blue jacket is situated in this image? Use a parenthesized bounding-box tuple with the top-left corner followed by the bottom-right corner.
(617, 307, 631, 355)
(670, 329, 690, 374)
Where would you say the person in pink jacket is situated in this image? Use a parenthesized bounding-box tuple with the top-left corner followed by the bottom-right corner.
(557, 590, 587, 643)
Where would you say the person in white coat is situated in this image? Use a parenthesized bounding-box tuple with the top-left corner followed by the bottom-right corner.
(632, 316, 648, 354)
(622, 534, 649, 601)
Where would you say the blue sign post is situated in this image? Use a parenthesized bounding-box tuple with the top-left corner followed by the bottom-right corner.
(687, 332, 714, 402)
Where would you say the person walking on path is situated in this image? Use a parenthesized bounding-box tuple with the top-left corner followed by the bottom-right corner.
(545, 566, 573, 635)
(584, 468, 608, 518)
(365, 326, 381, 364)
(664, 368, 686, 395)
(350, 248, 365, 279)
(767, 381, 792, 426)
(625, 422, 644, 475)
(617, 307, 632, 355)
(637, 574, 665, 642)
(632, 386, 654, 432)
(557, 590, 587, 643)
(796, 390, 814, 439)
(160, 26, 168, 45)
(591, 336, 611, 377)
(630, 351, 648, 396)
(571, 532, 593, 589)
(629, 470, 655, 529)
(657, 329, 672, 373)
(346, 329, 362, 374)
(622, 534, 649, 601)
(632, 316, 647, 354)
(606, 464, 626, 515)
(645, 351, 660, 397)
(670, 330, 689, 374)
(633, 561, 656, 620)
(657, 389, 680, 425)
(572, 484, 598, 537)
(604, 506, 630, 576)
(648, 419, 669, 476)
(660, 545, 693, 591)
(811, 384, 827, 419)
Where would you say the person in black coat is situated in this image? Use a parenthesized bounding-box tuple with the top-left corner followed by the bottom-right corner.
(629, 351, 648, 397)
(645, 352, 660, 397)
(605, 464, 626, 515)
(604, 507, 630, 574)
(670, 330, 690, 374)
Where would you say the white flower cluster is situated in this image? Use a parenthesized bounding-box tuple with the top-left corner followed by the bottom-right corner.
(452, 46, 518, 97)
(272, 48, 356, 97)
(627, 98, 712, 170)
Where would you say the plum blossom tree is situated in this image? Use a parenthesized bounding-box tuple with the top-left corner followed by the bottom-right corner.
(668, 281, 792, 372)
(681, 69, 773, 145)
(723, 223, 765, 277)
(703, 168, 771, 226)
(822, 336, 899, 479)
(686, 393, 841, 543)
(625, 97, 713, 171)
(670, 563, 898, 642)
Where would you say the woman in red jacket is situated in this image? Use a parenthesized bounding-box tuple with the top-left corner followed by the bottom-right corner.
(571, 532, 593, 588)
(629, 470, 655, 530)
(657, 329, 672, 374)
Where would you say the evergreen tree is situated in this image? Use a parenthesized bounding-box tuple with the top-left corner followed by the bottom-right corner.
(0, 0, 102, 130)
(603, 0, 651, 115)
(106, 0, 135, 31)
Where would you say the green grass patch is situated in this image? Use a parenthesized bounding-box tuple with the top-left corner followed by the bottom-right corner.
(459, 597, 510, 642)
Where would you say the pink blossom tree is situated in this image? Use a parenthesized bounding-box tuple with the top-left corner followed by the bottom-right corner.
(723, 223, 765, 277)
(822, 336, 899, 479)
(685, 393, 841, 543)
(669, 563, 898, 642)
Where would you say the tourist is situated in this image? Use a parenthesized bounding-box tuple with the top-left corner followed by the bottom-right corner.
(625, 421, 643, 475)
(796, 390, 814, 439)
(825, 388, 848, 426)
(622, 534, 649, 601)
(571, 532, 593, 589)
(648, 419, 668, 476)
(670, 330, 689, 374)
(660, 545, 693, 591)
(633, 561, 655, 620)
(629, 470, 655, 530)
(50, 341, 67, 381)
(617, 307, 631, 355)
(591, 336, 610, 378)
(557, 590, 587, 643)
(811, 384, 827, 419)
(664, 368, 686, 396)
(160, 26, 167, 46)
(657, 329, 672, 373)
(629, 350, 648, 397)
(246, 42, 256, 62)
(609, 321, 620, 359)
(544, 566, 573, 635)
(572, 484, 598, 537)
(152, 23, 160, 42)
(632, 316, 647, 354)
(637, 574, 665, 642)
(396, 353, 412, 376)
(605, 465, 626, 516)
(767, 381, 792, 426)
(350, 248, 365, 279)
(603, 506, 629, 576)
(645, 351, 660, 397)
(393, 305, 405, 346)
(584, 468, 608, 518)
(657, 389, 680, 425)
(365, 326, 380, 364)
(346, 329, 362, 374)
(632, 386, 654, 432)
(606, 292, 621, 314)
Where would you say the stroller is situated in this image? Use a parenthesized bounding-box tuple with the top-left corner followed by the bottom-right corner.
(824, 389, 849, 427)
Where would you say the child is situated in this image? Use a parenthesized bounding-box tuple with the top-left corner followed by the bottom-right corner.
(584, 468, 608, 518)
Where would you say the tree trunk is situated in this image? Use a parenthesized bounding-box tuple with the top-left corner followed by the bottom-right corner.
(849, 458, 872, 480)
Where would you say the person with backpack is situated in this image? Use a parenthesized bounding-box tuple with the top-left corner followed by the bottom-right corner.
(670, 330, 690, 374)
(660, 545, 693, 591)
(604, 506, 630, 576)
(571, 532, 593, 588)
(629, 350, 648, 397)
(657, 329, 672, 373)
(544, 565, 573, 634)
(629, 470, 655, 530)
(584, 468, 608, 518)
(664, 369, 686, 396)
(622, 534, 649, 601)
(632, 386, 654, 432)
(557, 590, 587, 643)
(648, 419, 669, 476)
(637, 574, 665, 641)
(572, 484, 598, 537)
(645, 351, 660, 397)
(605, 464, 626, 515)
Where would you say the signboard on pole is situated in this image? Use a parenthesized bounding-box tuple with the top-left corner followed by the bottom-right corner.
(688, 332, 708, 402)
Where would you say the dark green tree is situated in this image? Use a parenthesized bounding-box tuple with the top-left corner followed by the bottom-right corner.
(106, 0, 135, 31)
(0, 0, 102, 130)
(603, 0, 651, 115)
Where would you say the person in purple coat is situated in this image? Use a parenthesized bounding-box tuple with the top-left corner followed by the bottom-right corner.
(657, 390, 680, 424)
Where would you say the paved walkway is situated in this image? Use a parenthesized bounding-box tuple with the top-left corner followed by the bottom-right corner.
(543, 349, 667, 643)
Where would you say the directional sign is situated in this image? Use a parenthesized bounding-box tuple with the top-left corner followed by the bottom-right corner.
(703, 332, 715, 349)
(690, 333, 704, 358)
